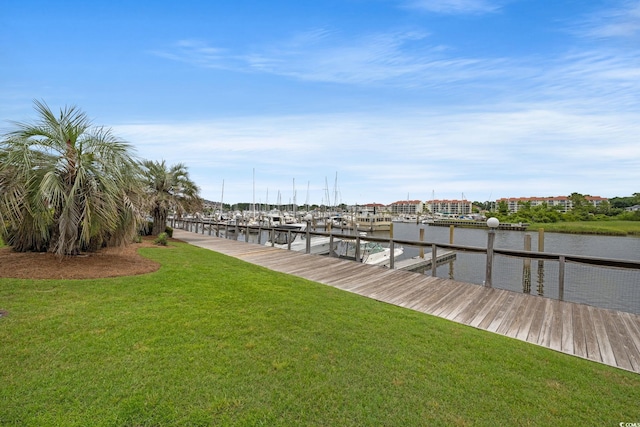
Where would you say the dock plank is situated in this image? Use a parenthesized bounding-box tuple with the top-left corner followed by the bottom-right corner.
(452, 287, 499, 325)
(472, 290, 512, 330)
(441, 285, 486, 321)
(510, 294, 541, 340)
(571, 304, 587, 359)
(173, 229, 640, 374)
(611, 312, 640, 372)
(591, 307, 617, 367)
(601, 310, 633, 371)
(496, 293, 529, 337)
(583, 305, 603, 362)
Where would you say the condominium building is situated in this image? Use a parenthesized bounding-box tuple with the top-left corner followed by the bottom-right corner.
(496, 196, 608, 213)
(425, 199, 474, 216)
(388, 200, 424, 215)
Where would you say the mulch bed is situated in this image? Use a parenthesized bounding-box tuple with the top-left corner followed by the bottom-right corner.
(0, 238, 165, 280)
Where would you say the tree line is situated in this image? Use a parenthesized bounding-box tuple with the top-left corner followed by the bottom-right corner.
(0, 101, 202, 257)
(477, 192, 640, 224)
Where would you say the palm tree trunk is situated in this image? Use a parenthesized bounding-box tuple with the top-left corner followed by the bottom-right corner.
(152, 205, 168, 236)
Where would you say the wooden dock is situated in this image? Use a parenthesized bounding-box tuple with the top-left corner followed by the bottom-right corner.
(173, 229, 640, 374)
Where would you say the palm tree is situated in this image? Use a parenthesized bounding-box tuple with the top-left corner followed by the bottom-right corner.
(140, 160, 202, 236)
(0, 100, 145, 256)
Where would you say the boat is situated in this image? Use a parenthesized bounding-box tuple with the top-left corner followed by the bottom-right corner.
(265, 223, 340, 255)
(335, 237, 403, 267)
(392, 215, 418, 223)
(343, 212, 394, 232)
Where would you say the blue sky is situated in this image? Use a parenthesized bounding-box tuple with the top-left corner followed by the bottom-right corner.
(2, 0, 639, 206)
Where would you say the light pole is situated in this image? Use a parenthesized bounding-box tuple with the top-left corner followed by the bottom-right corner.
(485, 217, 500, 287)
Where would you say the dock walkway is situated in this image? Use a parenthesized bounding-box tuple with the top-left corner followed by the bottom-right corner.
(173, 229, 640, 374)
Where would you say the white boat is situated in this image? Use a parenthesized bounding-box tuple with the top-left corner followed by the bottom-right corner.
(265, 223, 340, 255)
(392, 215, 417, 223)
(335, 239, 403, 267)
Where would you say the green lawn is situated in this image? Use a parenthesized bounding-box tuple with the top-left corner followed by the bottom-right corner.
(1, 242, 638, 426)
(529, 220, 640, 236)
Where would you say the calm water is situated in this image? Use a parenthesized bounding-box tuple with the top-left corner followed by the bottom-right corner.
(374, 223, 640, 314)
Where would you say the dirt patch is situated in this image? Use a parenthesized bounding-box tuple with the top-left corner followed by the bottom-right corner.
(0, 238, 167, 280)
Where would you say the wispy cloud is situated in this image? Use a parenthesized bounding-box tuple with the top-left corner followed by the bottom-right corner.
(153, 30, 512, 89)
(573, 0, 640, 39)
(152, 26, 640, 115)
(150, 40, 246, 71)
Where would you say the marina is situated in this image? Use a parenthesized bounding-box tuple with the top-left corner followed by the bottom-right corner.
(173, 217, 640, 314)
(172, 228, 640, 375)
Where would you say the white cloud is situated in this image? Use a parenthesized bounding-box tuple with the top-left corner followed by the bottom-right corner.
(113, 106, 640, 203)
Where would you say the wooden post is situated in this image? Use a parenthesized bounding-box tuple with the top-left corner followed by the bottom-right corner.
(485, 229, 496, 287)
(328, 221, 334, 256)
(538, 228, 545, 252)
(449, 225, 454, 244)
(329, 234, 334, 257)
(558, 256, 565, 301)
(390, 223, 394, 239)
(305, 222, 311, 254)
(537, 228, 545, 296)
(355, 234, 361, 262)
(431, 244, 437, 277)
(419, 228, 425, 259)
(522, 234, 531, 293)
(390, 240, 395, 269)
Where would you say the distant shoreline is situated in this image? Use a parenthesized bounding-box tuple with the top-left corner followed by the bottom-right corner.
(526, 220, 640, 237)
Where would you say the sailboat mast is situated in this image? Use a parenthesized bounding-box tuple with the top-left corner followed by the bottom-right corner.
(220, 179, 225, 219)
(333, 172, 338, 209)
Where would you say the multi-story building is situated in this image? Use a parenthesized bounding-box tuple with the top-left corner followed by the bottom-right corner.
(426, 199, 474, 216)
(496, 196, 608, 213)
(388, 200, 424, 215)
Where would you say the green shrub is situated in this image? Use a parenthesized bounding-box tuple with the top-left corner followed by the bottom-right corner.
(141, 222, 173, 237)
(154, 232, 168, 246)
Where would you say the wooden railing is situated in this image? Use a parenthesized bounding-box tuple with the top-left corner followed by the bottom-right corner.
(172, 218, 640, 304)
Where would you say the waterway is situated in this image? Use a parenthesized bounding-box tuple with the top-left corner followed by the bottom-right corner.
(373, 223, 640, 314)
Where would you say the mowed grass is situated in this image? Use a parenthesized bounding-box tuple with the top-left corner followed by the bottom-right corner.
(529, 220, 640, 236)
(1, 242, 639, 426)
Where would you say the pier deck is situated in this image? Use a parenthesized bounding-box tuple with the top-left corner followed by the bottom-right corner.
(173, 229, 640, 374)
